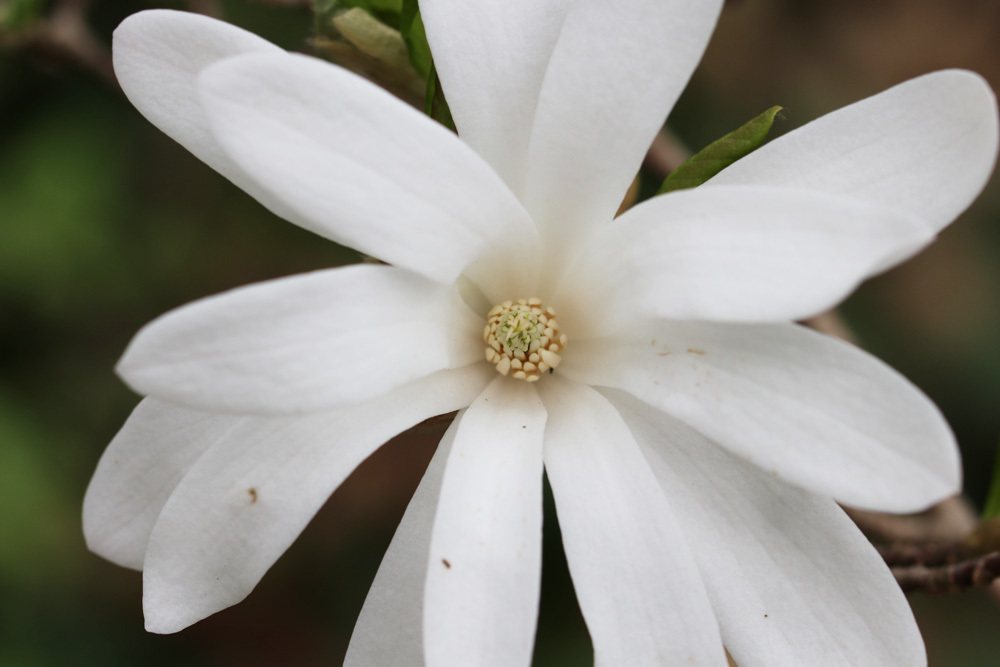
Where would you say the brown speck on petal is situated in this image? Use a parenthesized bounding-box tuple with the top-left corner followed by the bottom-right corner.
(441, 558, 452, 569)
(247, 487, 258, 504)
(686, 347, 706, 356)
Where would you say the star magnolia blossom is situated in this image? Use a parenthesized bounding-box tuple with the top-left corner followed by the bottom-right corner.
(83, 3, 998, 665)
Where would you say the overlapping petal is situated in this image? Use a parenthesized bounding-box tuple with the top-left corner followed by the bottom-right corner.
(561, 321, 960, 512)
(709, 70, 999, 236)
(100, 7, 996, 662)
(117, 265, 482, 414)
(423, 378, 546, 667)
(420, 0, 574, 190)
(112, 10, 312, 227)
(198, 52, 537, 284)
(539, 379, 726, 666)
(83, 398, 239, 570)
(424, 0, 722, 247)
(141, 364, 491, 634)
(612, 391, 926, 667)
(345, 417, 459, 667)
(523, 0, 723, 243)
(561, 185, 932, 332)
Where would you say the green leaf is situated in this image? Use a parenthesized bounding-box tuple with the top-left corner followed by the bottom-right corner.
(314, 0, 401, 37)
(657, 105, 783, 194)
(399, 0, 431, 78)
(311, 0, 453, 129)
(330, 7, 411, 72)
(983, 444, 1000, 519)
(422, 61, 455, 130)
(400, 0, 453, 129)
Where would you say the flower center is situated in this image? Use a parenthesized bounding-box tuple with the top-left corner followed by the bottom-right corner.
(483, 298, 566, 382)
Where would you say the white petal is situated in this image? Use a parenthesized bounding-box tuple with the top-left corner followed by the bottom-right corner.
(83, 398, 239, 570)
(523, 0, 723, 245)
(564, 185, 931, 331)
(117, 265, 481, 414)
(112, 10, 307, 226)
(561, 321, 960, 512)
(345, 416, 459, 667)
(420, 0, 575, 191)
(142, 365, 490, 634)
(538, 379, 725, 666)
(423, 378, 546, 667)
(198, 52, 537, 284)
(612, 391, 926, 667)
(709, 70, 999, 236)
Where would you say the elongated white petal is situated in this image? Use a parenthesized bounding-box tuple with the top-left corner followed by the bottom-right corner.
(83, 398, 239, 570)
(565, 186, 931, 331)
(561, 321, 960, 512)
(345, 416, 459, 667)
(424, 378, 546, 667)
(710, 70, 999, 236)
(198, 52, 536, 284)
(524, 0, 722, 244)
(112, 10, 311, 227)
(539, 379, 726, 666)
(142, 365, 491, 634)
(117, 265, 481, 414)
(612, 391, 926, 667)
(420, 0, 574, 191)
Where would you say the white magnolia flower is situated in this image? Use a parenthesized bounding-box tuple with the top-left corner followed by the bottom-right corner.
(83, 3, 998, 665)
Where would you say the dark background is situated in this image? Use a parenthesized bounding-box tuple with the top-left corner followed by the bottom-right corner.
(2, 0, 999, 664)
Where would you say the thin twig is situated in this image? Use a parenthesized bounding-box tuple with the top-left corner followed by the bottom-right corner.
(878, 541, 966, 568)
(893, 552, 1000, 594)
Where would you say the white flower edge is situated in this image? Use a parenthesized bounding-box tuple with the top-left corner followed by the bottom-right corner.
(708, 69, 999, 238)
(561, 320, 960, 513)
(346, 378, 930, 665)
(84, 365, 493, 633)
(88, 5, 996, 664)
(611, 389, 926, 666)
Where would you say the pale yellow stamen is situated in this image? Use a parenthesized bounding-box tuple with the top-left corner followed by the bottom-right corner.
(483, 298, 566, 382)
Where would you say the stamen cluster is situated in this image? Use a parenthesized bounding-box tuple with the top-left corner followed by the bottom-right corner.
(483, 298, 566, 382)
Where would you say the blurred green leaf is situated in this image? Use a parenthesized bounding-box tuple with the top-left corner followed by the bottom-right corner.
(982, 444, 1000, 519)
(312, 0, 453, 127)
(0, 100, 130, 310)
(658, 105, 783, 194)
(0, 394, 77, 583)
(314, 0, 401, 34)
(330, 7, 411, 71)
(0, 0, 44, 31)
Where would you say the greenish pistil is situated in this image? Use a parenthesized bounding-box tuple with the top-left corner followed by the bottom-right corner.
(497, 310, 543, 355)
(483, 298, 567, 382)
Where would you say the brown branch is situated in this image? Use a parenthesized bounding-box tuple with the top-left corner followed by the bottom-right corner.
(879, 541, 965, 568)
(893, 552, 1000, 594)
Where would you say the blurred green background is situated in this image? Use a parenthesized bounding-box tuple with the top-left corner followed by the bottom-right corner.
(1, 0, 999, 664)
